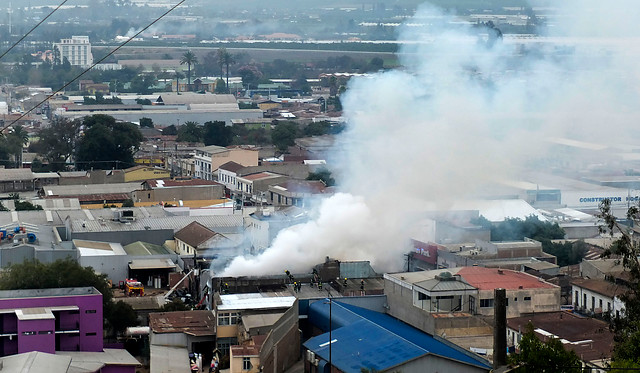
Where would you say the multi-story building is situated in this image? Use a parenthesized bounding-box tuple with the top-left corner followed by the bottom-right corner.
(194, 145, 259, 181)
(53, 36, 93, 67)
(0, 287, 103, 356)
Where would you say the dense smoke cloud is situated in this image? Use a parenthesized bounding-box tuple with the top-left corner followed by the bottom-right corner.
(221, 1, 640, 276)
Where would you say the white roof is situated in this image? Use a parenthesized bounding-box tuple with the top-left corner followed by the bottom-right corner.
(218, 293, 296, 311)
(74, 240, 127, 256)
(451, 199, 546, 222)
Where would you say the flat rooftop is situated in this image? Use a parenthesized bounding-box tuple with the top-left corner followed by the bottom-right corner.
(217, 293, 296, 311)
(0, 287, 101, 299)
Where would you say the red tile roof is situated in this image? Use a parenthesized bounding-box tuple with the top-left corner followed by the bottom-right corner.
(457, 267, 556, 290)
(149, 310, 216, 336)
(241, 172, 279, 181)
(174, 221, 218, 248)
(218, 161, 244, 173)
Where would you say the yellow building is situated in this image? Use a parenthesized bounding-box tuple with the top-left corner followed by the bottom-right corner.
(123, 165, 170, 182)
(257, 100, 281, 111)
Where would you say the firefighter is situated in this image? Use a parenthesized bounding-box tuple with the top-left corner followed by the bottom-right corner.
(343, 277, 348, 287)
(318, 281, 323, 290)
(360, 279, 365, 291)
(293, 281, 298, 292)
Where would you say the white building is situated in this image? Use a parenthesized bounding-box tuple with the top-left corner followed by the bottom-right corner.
(53, 36, 93, 67)
(571, 278, 625, 318)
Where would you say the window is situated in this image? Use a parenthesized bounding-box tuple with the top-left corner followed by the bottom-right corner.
(85, 310, 97, 314)
(85, 332, 97, 336)
(22, 331, 36, 336)
(599, 299, 603, 309)
(38, 330, 53, 335)
(480, 299, 494, 308)
(217, 312, 239, 326)
(523, 296, 531, 301)
(417, 292, 428, 300)
(608, 302, 611, 311)
(514, 297, 518, 302)
(242, 357, 251, 370)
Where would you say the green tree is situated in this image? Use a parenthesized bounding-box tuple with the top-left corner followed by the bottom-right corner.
(104, 300, 138, 335)
(176, 121, 202, 143)
(162, 124, 178, 136)
(180, 50, 198, 85)
(214, 78, 226, 93)
(122, 198, 135, 207)
(160, 298, 190, 312)
(75, 114, 143, 170)
(598, 199, 640, 368)
(0, 259, 113, 306)
(307, 168, 335, 186)
(139, 117, 153, 128)
(490, 216, 564, 242)
(237, 65, 263, 90)
(271, 122, 299, 153)
(217, 48, 235, 93)
(14, 200, 43, 211)
(36, 117, 80, 171)
(7, 125, 29, 168)
(508, 322, 581, 372)
(203, 121, 232, 146)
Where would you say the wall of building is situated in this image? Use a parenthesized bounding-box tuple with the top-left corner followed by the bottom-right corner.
(398, 353, 489, 373)
(150, 332, 188, 347)
(70, 229, 175, 246)
(383, 278, 436, 335)
(0, 291, 103, 355)
(572, 285, 624, 317)
(125, 168, 170, 182)
(475, 288, 560, 318)
(230, 354, 260, 373)
(17, 318, 55, 354)
(61, 110, 263, 127)
(133, 185, 225, 203)
(259, 302, 300, 373)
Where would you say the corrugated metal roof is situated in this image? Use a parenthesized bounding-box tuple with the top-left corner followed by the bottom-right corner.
(70, 215, 243, 233)
(0, 169, 33, 181)
(414, 278, 477, 293)
(129, 258, 176, 270)
(0, 352, 72, 373)
(43, 183, 140, 196)
(304, 301, 491, 372)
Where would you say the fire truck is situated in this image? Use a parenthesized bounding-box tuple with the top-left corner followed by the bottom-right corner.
(120, 279, 144, 297)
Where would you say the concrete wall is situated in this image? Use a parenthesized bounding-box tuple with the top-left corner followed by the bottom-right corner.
(475, 288, 561, 318)
(150, 331, 187, 347)
(125, 168, 170, 183)
(70, 229, 175, 246)
(572, 284, 624, 317)
(133, 185, 225, 203)
(383, 278, 436, 335)
(259, 302, 300, 373)
(395, 353, 489, 373)
(17, 318, 55, 354)
(0, 245, 77, 269)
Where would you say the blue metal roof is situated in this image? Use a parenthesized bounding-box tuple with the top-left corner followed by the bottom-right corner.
(304, 300, 491, 372)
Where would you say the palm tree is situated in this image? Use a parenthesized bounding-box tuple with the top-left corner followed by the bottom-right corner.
(180, 50, 198, 85)
(216, 48, 235, 94)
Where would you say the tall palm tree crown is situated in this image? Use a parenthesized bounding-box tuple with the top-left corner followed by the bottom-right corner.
(180, 51, 199, 85)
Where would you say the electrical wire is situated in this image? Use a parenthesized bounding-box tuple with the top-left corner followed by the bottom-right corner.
(0, 0, 70, 62)
(2, 0, 188, 132)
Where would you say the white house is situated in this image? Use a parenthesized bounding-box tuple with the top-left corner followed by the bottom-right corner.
(571, 278, 625, 318)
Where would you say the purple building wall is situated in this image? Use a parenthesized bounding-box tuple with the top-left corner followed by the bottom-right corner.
(17, 319, 55, 354)
(0, 288, 103, 357)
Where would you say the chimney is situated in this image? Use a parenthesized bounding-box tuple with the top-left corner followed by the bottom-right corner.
(493, 288, 507, 369)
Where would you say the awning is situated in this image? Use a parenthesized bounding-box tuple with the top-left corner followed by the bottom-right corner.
(129, 258, 176, 270)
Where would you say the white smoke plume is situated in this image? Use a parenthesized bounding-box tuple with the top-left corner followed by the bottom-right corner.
(221, 1, 640, 276)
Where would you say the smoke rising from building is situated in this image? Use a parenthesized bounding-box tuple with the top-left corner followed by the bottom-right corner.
(221, 1, 640, 276)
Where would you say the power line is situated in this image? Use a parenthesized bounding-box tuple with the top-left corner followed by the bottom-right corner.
(2, 0, 188, 132)
(0, 0, 70, 62)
